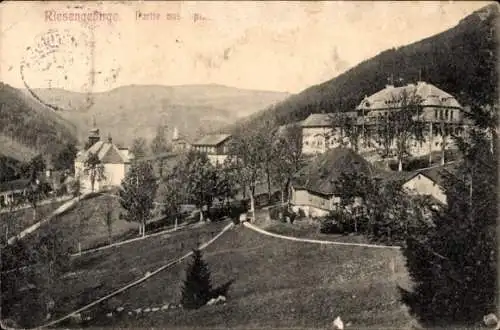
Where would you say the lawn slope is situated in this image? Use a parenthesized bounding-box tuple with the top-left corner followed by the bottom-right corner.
(88, 224, 412, 329)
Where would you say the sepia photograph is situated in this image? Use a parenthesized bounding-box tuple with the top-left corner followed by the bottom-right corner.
(0, 1, 498, 329)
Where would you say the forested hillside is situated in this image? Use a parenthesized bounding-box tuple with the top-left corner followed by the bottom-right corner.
(0, 82, 77, 163)
(234, 3, 498, 131)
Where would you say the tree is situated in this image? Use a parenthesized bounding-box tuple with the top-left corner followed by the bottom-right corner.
(272, 124, 303, 204)
(180, 151, 218, 221)
(83, 152, 105, 192)
(256, 119, 278, 203)
(119, 161, 158, 237)
(150, 125, 171, 177)
(181, 248, 213, 309)
(400, 107, 498, 327)
(158, 168, 186, 226)
(53, 143, 77, 172)
(332, 114, 362, 152)
(228, 129, 263, 221)
(0, 197, 22, 242)
(212, 162, 237, 208)
(130, 137, 148, 159)
(102, 196, 116, 245)
(25, 180, 42, 222)
(390, 89, 424, 171)
(1, 221, 70, 327)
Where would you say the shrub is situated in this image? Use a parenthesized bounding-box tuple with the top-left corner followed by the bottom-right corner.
(320, 210, 347, 234)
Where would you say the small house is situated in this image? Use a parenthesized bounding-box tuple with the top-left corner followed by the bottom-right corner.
(290, 148, 376, 218)
(191, 134, 232, 166)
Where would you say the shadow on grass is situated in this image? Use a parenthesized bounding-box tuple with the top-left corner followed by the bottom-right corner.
(211, 278, 235, 299)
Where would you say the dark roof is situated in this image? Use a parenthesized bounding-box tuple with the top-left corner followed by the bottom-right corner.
(301, 112, 358, 128)
(376, 162, 459, 188)
(356, 81, 462, 111)
(0, 179, 31, 193)
(140, 152, 180, 162)
(292, 148, 376, 195)
(418, 162, 459, 187)
(76, 141, 132, 163)
(192, 134, 231, 146)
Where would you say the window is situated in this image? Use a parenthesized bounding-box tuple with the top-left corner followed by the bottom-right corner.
(450, 110, 454, 121)
(445, 109, 449, 119)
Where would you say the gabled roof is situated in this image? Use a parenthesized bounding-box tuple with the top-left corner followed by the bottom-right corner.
(377, 162, 459, 188)
(192, 134, 231, 146)
(301, 112, 358, 128)
(292, 148, 377, 195)
(356, 81, 462, 111)
(76, 141, 132, 164)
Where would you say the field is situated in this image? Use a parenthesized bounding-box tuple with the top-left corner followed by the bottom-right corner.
(0, 199, 67, 241)
(43, 194, 140, 253)
(57, 222, 413, 329)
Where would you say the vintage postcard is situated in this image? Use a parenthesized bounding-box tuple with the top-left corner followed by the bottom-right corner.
(0, 1, 498, 329)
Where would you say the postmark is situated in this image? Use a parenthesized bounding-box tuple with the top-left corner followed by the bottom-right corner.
(21, 28, 96, 111)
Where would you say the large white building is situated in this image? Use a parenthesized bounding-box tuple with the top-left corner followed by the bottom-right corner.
(74, 128, 134, 193)
(301, 81, 470, 158)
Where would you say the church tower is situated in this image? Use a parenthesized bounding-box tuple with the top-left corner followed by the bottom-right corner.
(87, 116, 100, 149)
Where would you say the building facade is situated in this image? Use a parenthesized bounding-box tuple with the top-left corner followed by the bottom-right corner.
(301, 81, 469, 158)
(191, 134, 232, 166)
(171, 127, 191, 153)
(74, 128, 134, 193)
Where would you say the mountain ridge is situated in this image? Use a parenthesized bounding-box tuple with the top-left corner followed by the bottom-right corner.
(232, 3, 498, 132)
(27, 84, 290, 147)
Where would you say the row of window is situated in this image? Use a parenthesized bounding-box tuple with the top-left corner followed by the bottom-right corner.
(435, 109, 455, 121)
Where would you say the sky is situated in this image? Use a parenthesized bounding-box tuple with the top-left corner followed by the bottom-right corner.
(0, 1, 491, 94)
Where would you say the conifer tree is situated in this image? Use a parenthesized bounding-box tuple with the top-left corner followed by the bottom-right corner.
(181, 248, 213, 309)
(400, 104, 498, 327)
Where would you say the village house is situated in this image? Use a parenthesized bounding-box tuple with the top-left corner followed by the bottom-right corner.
(191, 133, 232, 166)
(301, 112, 358, 155)
(0, 179, 31, 207)
(301, 81, 469, 158)
(74, 127, 134, 193)
(383, 162, 458, 207)
(290, 148, 377, 217)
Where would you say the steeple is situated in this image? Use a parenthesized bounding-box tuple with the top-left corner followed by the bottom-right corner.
(173, 127, 179, 140)
(87, 116, 100, 148)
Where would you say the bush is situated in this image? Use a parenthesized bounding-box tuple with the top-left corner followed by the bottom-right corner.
(320, 211, 349, 234)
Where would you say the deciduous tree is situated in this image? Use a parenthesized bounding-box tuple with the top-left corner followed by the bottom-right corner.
(119, 161, 158, 237)
(272, 124, 303, 204)
(130, 137, 148, 159)
(83, 152, 105, 192)
(150, 125, 171, 177)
